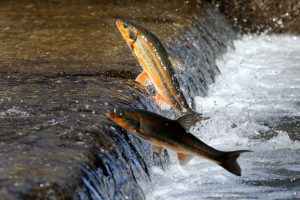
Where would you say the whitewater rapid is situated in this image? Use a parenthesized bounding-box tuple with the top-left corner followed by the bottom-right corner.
(147, 34, 300, 199)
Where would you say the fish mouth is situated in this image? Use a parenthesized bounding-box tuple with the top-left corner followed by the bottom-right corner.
(116, 18, 126, 29)
(106, 109, 116, 120)
(116, 20, 122, 28)
(106, 112, 113, 118)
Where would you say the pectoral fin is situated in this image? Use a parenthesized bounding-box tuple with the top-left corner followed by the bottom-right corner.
(177, 153, 194, 165)
(155, 93, 171, 110)
(132, 131, 150, 142)
(152, 145, 164, 158)
(136, 71, 150, 85)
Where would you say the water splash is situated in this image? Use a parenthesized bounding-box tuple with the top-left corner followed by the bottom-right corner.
(147, 34, 300, 199)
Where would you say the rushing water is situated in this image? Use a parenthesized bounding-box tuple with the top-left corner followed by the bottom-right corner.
(147, 34, 300, 199)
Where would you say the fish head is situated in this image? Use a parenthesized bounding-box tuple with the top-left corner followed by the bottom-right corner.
(116, 18, 139, 45)
(106, 108, 140, 132)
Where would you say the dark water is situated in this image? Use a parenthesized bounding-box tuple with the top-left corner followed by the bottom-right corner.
(0, 74, 161, 199)
(0, 0, 238, 199)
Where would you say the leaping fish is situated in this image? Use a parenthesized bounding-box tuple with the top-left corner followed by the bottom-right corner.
(107, 108, 251, 176)
(116, 18, 191, 115)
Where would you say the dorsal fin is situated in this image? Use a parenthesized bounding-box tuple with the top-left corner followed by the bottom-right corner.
(169, 56, 185, 72)
(176, 114, 196, 132)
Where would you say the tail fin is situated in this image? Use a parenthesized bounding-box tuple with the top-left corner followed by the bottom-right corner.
(220, 150, 251, 176)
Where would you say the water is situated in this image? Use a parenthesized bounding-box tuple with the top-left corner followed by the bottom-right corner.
(147, 34, 300, 199)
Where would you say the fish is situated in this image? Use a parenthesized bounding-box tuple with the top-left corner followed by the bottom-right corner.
(107, 108, 251, 176)
(116, 18, 192, 115)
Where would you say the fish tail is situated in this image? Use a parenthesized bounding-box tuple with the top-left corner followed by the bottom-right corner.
(220, 150, 251, 176)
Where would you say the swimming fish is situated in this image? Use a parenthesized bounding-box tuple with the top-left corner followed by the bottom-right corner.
(107, 108, 251, 176)
(116, 18, 192, 115)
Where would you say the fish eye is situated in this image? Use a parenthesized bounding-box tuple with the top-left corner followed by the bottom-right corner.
(123, 23, 128, 29)
(118, 113, 123, 118)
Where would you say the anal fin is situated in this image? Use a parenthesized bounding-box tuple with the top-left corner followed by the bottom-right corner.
(155, 93, 171, 110)
(152, 145, 164, 158)
(136, 71, 150, 86)
(177, 153, 194, 165)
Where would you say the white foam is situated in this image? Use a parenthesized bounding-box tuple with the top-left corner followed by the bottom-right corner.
(147, 34, 300, 199)
(0, 106, 30, 118)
